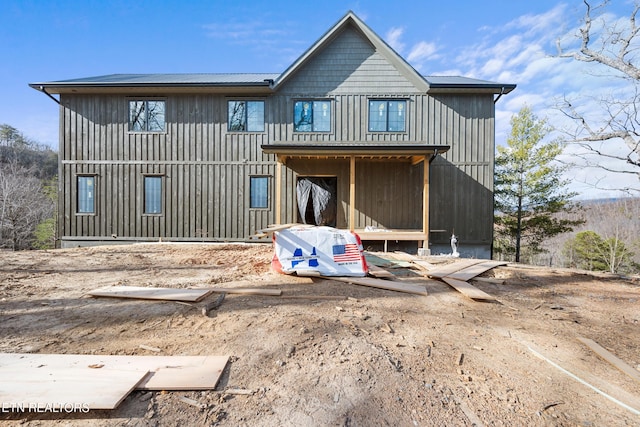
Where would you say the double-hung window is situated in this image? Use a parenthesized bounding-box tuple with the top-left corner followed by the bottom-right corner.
(144, 176, 163, 214)
(129, 100, 166, 132)
(77, 176, 95, 214)
(250, 176, 269, 209)
(293, 100, 331, 132)
(368, 100, 406, 132)
(228, 100, 265, 132)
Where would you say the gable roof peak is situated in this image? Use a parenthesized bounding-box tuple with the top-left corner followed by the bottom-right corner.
(271, 11, 429, 92)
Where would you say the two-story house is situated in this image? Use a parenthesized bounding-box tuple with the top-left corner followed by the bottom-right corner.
(30, 11, 515, 257)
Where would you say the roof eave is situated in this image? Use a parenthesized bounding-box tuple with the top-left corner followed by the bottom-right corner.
(427, 83, 517, 95)
(29, 82, 274, 95)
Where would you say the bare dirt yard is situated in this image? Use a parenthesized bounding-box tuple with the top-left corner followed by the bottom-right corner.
(1, 242, 639, 426)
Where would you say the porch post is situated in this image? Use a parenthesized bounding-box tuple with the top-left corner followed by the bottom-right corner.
(275, 158, 282, 225)
(423, 156, 429, 249)
(349, 155, 355, 232)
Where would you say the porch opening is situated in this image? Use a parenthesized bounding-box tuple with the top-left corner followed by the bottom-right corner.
(296, 176, 337, 227)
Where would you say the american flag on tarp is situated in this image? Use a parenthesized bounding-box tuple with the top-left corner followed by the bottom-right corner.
(332, 243, 361, 262)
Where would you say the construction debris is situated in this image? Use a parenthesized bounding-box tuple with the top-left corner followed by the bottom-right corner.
(0, 353, 229, 410)
(88, 286, 212, 302)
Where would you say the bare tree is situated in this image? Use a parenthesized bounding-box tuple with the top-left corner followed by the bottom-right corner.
(541, 198, 640, 272)
(0, 163, 54, 250)
(556, 1, 640, 193)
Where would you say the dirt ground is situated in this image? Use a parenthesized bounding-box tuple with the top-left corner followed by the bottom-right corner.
(0, 242, 639, 426)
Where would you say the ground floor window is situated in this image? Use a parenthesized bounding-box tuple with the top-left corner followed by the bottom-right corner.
(250, 176, 269, 208)
(144, 176, 162, 214)
(77, 176, 95, 214)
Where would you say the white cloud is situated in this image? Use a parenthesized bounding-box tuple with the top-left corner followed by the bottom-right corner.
(407, 41, 438, 63)
(385, 27, 406, 54)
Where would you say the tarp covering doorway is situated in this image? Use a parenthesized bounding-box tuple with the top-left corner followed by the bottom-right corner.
(296, 177, 337, 227)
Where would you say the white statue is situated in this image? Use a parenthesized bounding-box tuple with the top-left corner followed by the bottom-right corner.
(450, 233, 459, 257)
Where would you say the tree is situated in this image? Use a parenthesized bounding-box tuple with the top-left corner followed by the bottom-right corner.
(494, 106, 583, 263)
(0, 124, 57, 180)
(0, 163, 54, 250)
(565, 230, 636, 273)
(556, 1, 640, 193)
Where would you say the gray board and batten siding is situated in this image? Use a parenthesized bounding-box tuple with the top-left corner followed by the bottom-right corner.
(31, 12, 515, 254)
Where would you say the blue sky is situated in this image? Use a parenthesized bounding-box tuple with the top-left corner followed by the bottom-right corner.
(1, 0, 637, 198)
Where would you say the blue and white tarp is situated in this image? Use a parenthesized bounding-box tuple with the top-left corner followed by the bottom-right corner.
(272, 226, 368, 277)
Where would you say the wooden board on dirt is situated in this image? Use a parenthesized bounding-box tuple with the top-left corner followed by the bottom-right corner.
(324, 276, 428, 296)
(577, 337, 640, 384)
(364, 253, 413, 269)
(445, 261, 508, 281)
(88, 286, 212, 302)
(424, 259, 487, 279)
(0, 353, 229, 394)
(441, 277, 497, 301)
(205, 287, 283, 296)
(367, 264, 396, 279)
(0, 354, 149, 410)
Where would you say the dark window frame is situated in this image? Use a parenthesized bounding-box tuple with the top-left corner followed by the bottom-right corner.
(293, 100, 332, 133)
(249, 176, 270, 209)
(368, 99, 407, 132)
(227, 100, 266, 132)
(76, 175, 96, 215)
(143, 175, 164, 215)
(128, 99, 166, 133)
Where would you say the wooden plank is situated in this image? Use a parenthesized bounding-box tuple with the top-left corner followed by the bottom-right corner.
(356, 231, 427, 241)
(441, 277, 496, 301)
(367, 264, 395, 279)
(425, 259, 486, 279)
(446, 261, 508, 281)
(135, 355, 229, 390)
(0, 354, 149, 410)
(0, 353, 229, 392)
(364, 253, 413, 269)
(259, 223, 304, 233)
(324, 276, 428, 296)
(577, 337, 640, 384)
(88, 285, 213, 302)
(204, 287, 282, 296)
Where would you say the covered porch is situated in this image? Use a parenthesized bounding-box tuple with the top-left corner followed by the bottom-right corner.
(261, 143, 449, 251)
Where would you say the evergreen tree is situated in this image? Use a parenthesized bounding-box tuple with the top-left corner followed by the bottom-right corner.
(565, 230, 636, 274)
(494, 106, 583, 263)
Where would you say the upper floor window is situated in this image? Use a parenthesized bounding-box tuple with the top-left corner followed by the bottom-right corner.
(129, 100, 165, 132)
(228, 100, 265, 132)
(77, 175, 95, 214)
(294, 100, 331, 132)
(368, 100, 406, 132)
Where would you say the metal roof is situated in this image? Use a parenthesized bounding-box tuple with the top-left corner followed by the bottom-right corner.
(424, 76, 516, 93)
(31, 73, 279, 87)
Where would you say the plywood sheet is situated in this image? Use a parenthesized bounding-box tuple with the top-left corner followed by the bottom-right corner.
(0, 354, 148, 410)
(425, 259, 486, 278)
(326, 276, 428, 296)
(0, 354, 229, 393)
(88, 285, 212, 302)
(366, 264, 396, 279)
(441, 277, 496, 301)
(445, 261, 507, 281)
